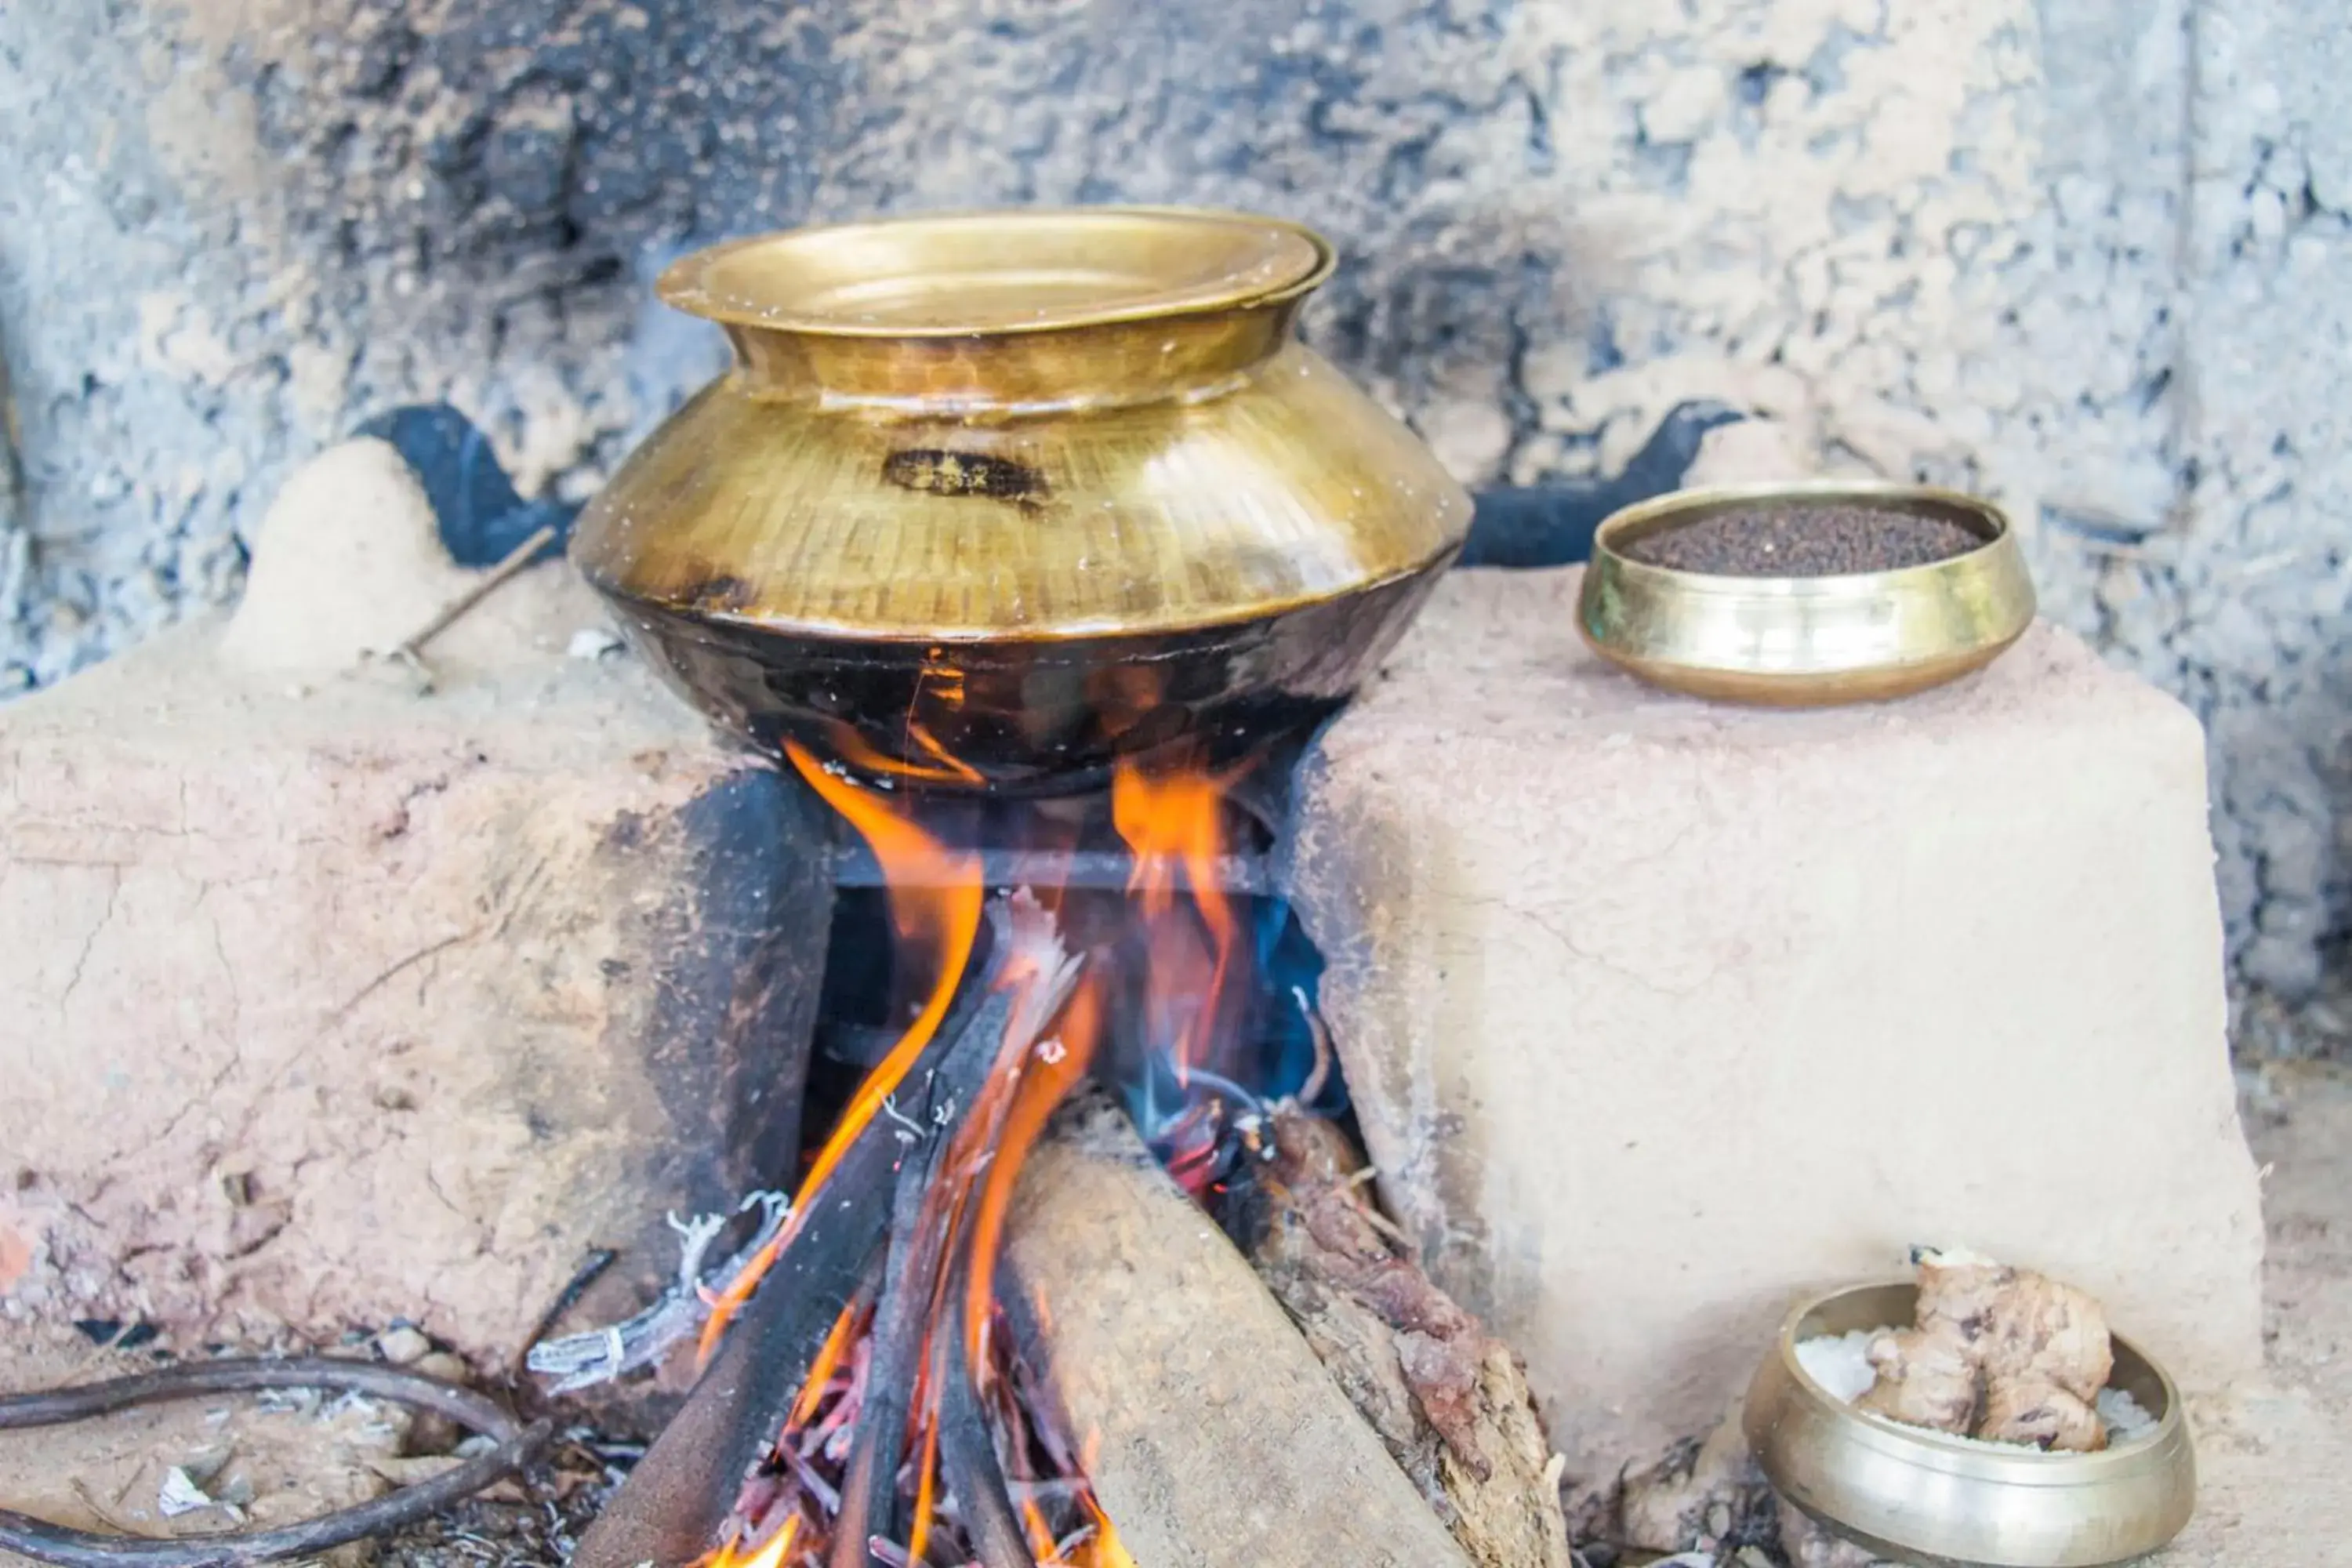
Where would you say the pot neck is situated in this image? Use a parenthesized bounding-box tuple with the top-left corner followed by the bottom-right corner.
(720, 300, 1303, 415)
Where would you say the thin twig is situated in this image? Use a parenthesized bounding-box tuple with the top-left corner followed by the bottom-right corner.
(64, 1482, 151, 1541)
(1294, 986, 1333, 1109)
(64, 1317, 150, 1388)
(387, 521, 558, 664)
(1180, 1067, 1267, 1117)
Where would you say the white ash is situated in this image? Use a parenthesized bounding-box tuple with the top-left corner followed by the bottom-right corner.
(157, 1466, 217, 1519)
(176, 1444, 233, 1489)
(524, 1188, 789, 1394)
(1795, 1332, 2162, 1447)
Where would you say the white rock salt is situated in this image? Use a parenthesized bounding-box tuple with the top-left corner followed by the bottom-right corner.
(1794, 1329, 1879, 1403)
(2096, 1385, 2160, 1443)
(1795, 1331, 2163, 1448)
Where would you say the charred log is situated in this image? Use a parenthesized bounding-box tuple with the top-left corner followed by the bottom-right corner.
(1001, 1088, 1472, 1568)
(1232, 1107, 1576, 1568)
(938, 1294, 1038, 1568)
(831, 987, 1018, 1566)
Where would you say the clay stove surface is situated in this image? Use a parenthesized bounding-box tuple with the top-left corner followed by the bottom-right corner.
(2, 1065, 2345, 1566)
(1285, 564, 2266, 1465)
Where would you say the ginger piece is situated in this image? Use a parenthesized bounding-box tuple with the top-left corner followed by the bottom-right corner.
(1860, 1246, 2119, 1452)
(1978, 1377, 2107, 1453)
(1856, 1322, 1980, 1433)
(1852, 1246, 2005, 1432)
(1973, 1265, 2112, 1452)
(1911, 1246, 2014, 1342)
(1978, 1271, 2113, 1402)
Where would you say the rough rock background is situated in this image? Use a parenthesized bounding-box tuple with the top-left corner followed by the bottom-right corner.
(1, 0, 2346, 1033)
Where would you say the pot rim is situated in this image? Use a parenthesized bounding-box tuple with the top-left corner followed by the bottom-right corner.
(657, 205, 1338, 339)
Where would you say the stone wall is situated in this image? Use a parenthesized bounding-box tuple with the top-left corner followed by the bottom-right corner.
(2, 0, 2346, 1026)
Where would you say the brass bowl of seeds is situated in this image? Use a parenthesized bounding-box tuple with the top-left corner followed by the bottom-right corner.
(1744, 1250, 2195, 1568)
(1577, 480, 2037, 705)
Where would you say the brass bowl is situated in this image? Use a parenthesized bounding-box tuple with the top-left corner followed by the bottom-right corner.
(1577, 481, 2037, 705)
(1744, 1283, 2196, 1568)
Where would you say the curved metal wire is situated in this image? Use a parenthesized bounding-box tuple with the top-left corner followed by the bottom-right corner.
(0, 1356, 550, 1567)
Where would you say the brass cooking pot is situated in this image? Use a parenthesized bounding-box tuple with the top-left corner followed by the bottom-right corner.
(572, 206, 1473, 790)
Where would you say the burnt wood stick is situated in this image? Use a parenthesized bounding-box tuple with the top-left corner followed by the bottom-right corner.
(574, 966, 1009, 1568)
(937, 1273, 1038, 1568)
(1000, 1089, 1475, 1568)
(834, 989, 1018, 1567)
(828, 1137, 940, 1568)
(569, 1175, 888, 1568)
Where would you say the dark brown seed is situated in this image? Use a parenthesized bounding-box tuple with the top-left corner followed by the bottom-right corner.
(1620, 503, 1985, 577)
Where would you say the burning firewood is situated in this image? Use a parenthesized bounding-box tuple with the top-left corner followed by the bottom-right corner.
(1232, 1105, 1576, 1568)
(569, 935, 1031, 1568)
(1002, 1088, 1475, 1568)
(572, 888, 1134, 1568)
(574, 739, 1529, 1568)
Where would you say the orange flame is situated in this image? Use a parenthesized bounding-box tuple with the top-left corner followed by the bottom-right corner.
(787, 739, 984, 1197)
(1022, 1494, 1064, 1561)
(1111, 752, 1245, 1083)
(906, 1417, 942, 1563)
(788, 1298, 864, 1431)
(695, 739, 985, 1365)
(1022, 1468, 1138, 1568)
(829, 719, 985, 788)
(962, 975, 1104, 1374)
(698, 1513, 800, 1568)
(1085, 1494, 1140, 1568)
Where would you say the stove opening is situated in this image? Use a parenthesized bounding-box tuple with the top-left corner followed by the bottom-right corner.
(578, 719, 1363, 1568)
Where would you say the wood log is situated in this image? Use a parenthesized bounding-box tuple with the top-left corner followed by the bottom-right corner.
(1236, 1108, 1576, 1568)
(1001, 1091, 1472, 1568)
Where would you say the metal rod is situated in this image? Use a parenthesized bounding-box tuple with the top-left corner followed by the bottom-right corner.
(389, 520, 560, 662)
(829, 845, 1272, 896)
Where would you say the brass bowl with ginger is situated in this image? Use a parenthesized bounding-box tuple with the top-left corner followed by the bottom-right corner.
(1744, 1279, 2195, 1568)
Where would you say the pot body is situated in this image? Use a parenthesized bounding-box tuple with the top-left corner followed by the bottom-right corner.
(570, 208, 1472, 789)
